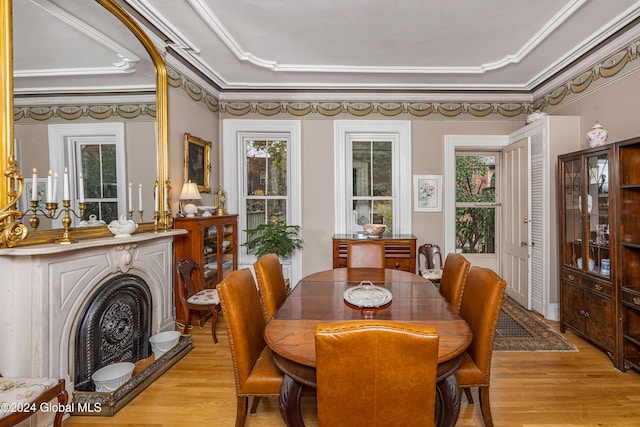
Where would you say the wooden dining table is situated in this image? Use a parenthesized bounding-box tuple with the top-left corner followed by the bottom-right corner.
(264, 268, 473, 427)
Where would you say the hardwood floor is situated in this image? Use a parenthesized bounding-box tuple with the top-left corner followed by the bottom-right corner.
(64, 316, 640, 427)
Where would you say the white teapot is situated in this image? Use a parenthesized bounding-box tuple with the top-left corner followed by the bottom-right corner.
(107, 215, 138, 237)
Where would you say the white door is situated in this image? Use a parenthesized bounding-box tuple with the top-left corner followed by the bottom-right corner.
(502, 138, 530, 306)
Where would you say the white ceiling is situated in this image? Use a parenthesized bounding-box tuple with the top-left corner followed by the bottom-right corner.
(12, 0, 640, 98)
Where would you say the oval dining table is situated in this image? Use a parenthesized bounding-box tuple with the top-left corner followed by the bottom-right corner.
(264, 268, 473, 427)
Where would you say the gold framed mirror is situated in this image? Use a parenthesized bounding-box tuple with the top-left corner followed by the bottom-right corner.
(0, 0, 168, 247)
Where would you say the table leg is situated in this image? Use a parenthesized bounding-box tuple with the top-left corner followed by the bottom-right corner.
(436, 374, 462, 427)
(279, 374, 305, 427)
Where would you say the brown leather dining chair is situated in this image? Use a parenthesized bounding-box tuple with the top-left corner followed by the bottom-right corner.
(438, 253, 471, 313)
(455, 266, 506, 427)
(347, 240, 386, 268)
(315, 321, 439, 427)
(176, 258, 220, 343)
(418, 243, 444, 283)
(216, 268, 283, 427)
(254, 253, 288, 322)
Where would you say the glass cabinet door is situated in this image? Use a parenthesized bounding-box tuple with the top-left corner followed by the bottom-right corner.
(562, 158, 582, 268)
(221, 221, 235, 280)
(203, 224, 219, 281)
(586, 153, 610, 277)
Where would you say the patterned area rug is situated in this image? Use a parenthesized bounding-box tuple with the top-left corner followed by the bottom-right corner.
(494, 297, 578, 352)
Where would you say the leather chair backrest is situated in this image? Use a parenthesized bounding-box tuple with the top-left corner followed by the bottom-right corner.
(458, 266, 506, 382)
(438, 253, 471, 312)
(254, 253, 288, 321)
(347, 240, 386, 269)
(315, 321, 439, 427)
(418, 243, 444, 271)
(217, 269, 267, 391)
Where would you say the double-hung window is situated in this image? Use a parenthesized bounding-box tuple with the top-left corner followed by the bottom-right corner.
(334, 121, 411, 234)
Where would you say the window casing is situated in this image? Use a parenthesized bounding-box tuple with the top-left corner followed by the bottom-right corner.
(334, 121, 411, 234)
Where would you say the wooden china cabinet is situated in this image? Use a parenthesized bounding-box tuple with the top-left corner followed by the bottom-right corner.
(559, 136, 640, 372)
(173, 214, 238, 327)
(558, 145, 617, 365)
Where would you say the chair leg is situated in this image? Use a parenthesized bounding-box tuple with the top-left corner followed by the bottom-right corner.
(478, 386, 494, 427)
(53, 384, 68, 427)
(463, 387, 474, 404)
(182, 307, 190, 335)
(210, 305, 219, 344)
(250, 396, 261, 413)
(235, 396, 249, 427)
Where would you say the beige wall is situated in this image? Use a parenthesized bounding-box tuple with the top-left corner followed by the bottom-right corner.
(167, 90, 219, 213)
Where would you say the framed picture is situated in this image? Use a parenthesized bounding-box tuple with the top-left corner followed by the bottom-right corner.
(20, 178, 47, 213)
(414, 175, 442, 212)
(184, 133, 211, 193)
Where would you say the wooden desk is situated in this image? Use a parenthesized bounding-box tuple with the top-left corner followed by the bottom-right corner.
(264, 268, 472, 427)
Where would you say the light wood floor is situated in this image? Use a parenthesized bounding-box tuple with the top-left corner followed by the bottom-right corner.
(64, 315, 640, 427)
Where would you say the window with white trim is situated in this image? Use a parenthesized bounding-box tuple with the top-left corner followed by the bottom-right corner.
(334, 121, 411, 234)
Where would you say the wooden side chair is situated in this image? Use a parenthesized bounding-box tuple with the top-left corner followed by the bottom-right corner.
(0, 377, 67, 427)
(254, 253, 288, 322)
(418, 243, 444, 283)
(315, 321, 439, 427)
(346, 240, 386, 268)
(455, 266, 507, 427)
(438, 253, 471, 313)
(217, 269, 283, 427)
(176, 258, 220, 344)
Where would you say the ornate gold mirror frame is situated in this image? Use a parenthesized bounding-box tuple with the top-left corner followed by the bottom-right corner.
(0, 0, 169, 248)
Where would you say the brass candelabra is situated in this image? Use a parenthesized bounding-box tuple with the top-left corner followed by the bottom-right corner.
(27, 199, 86, 244)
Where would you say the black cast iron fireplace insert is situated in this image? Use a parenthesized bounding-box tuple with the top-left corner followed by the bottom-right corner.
(74, 274, 152, 392)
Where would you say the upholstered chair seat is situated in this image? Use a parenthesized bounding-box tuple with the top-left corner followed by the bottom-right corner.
(176, 258, 220, 343)
(0, 377, 67, 427)
(418, 243, 444, 283)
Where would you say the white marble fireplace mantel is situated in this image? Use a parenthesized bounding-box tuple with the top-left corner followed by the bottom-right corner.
(0, 230, 185, 392)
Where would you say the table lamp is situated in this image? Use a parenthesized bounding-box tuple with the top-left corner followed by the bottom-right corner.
(179, 181, 201, 217)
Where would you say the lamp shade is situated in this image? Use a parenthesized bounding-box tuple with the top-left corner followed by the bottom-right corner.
(179, 181, 201, 201)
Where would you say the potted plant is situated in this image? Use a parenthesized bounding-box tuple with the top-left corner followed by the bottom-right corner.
(242, 218, 303, 259)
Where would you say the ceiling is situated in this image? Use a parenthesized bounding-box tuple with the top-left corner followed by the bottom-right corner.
(12, 0, 640, 100)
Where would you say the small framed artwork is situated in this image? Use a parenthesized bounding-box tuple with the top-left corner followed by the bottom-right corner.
(414, 175, 442, 212)
(184, 132, 211, 193)
(20, 178, 47, 212)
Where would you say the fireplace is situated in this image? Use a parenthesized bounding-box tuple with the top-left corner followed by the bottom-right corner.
(0, 231, 187, 422)
(74, 274, 152, 391)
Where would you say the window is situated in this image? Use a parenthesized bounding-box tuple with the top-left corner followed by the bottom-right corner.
(243, 138, 289, 233)
(77, 139, 121, 222)
(455, 152, 498, 254)
(334, 121, 411, 234)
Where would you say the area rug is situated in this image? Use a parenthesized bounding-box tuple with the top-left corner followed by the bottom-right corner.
(494, 297, 578, 352)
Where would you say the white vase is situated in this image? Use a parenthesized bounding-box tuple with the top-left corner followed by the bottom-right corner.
(586, 122, 608, 147)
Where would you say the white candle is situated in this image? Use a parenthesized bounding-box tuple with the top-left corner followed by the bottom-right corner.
(154, 181, 159, 212)
(46, 170, 52, 203)
(138, 184, 143, 211)
(31, 168, 38, 201)
(63, 167, 69, 201)
(164, 185, 168, 211)
(52, 173, 58, 203)
(128, 182, 133, 211)
(78, 172, 85, 203)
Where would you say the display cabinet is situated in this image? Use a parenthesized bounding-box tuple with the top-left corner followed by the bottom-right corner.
(616, 136, 640, 372)
(173, 215, 238, 327)
(332, 234, 417, 272)
(558, 146, 616, 362)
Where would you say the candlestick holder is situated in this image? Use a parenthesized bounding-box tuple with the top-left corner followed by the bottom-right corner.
(27, 199, 86, 244)
(139, 210, 144, 223)
(153, 211, 160, 232)
(128, 210, 134, 220)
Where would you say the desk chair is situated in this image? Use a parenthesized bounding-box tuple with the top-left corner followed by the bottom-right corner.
(315, 321, 439, 427)
(347, 240, 386, 268)
(0, 377, 67, 427)
(217, 269, 283, 427)
(254, 253, 288, 322)
(455, 266, 506, 427)
(176, 258, 220, 343)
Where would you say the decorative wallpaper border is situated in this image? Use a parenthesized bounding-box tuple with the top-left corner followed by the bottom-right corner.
(13, 103, 156, 122)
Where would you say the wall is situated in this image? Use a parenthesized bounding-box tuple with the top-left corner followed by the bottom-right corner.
(167, 89, 219, 213)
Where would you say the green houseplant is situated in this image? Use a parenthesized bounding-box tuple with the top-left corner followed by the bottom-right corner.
(243, 218, 303, 259)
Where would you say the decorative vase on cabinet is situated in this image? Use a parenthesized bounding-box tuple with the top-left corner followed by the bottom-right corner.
(173, 215, 238, 328)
